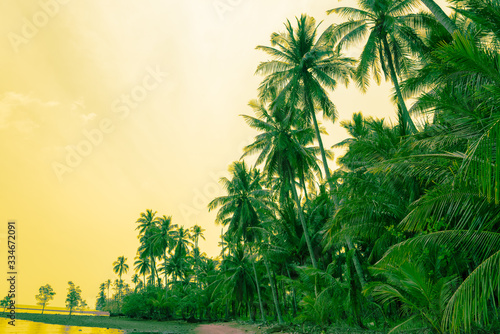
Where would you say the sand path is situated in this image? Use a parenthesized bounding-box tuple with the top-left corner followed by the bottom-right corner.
(195, 323, 252, 334)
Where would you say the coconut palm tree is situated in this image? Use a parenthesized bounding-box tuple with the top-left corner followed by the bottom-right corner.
(134, 255, 150, 290)
(113, 256, 128, 301)
(242, 99, 322, 269)
(136, 209, 157, 236)
(151, 215, 177, 293)
(327, 0, 427, 135)
(113, 256, 129, 282)
(191, 224, 205, 257)
(105, 279, 111, 302)
(209, 161, 277, 322)
(256, 14, 355, 191)
(131, 274, 140, 292)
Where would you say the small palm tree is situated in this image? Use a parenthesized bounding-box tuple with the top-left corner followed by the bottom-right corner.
(134, 255, 150, 290)
(113, 256, 128, 301)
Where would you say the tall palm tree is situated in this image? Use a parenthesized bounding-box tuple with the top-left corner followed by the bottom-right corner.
(113, 256, 128, 301)
(151, 215, 177, 293)
(136, 209, 161, 287)
(136, 209, 157, 236)
(131, 274, 140, 292)
(191, 224, 205, 257)
(242, 100, 321, 269)
(327, 0, 425, 135)
(209, 161, 276, 323)
(256, 14, 355, 190)
(172, 226, 193, 260)
(134, 255, 150, 290)
(105, 279, 111, 302)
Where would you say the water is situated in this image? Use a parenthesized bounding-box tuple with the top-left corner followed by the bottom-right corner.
(0, 318, 124, 334)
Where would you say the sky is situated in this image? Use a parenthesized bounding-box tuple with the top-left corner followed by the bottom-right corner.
(0, 0, 450, 309)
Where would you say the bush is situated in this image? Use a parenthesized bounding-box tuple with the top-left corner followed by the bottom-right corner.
(122, 286, 173, 320)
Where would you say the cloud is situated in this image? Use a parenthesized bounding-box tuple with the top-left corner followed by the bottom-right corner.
(0, 92, 60, 134)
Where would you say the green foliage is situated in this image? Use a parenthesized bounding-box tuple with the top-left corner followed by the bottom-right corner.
(105, 2, 500, 332)
(35, 284, 55, 314)
(0, 296, 11, 313)
(65, 281, 82, 316)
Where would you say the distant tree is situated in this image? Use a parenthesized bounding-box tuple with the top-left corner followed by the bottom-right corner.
(65, 281, 82, 316)
(113, 256, 129, 282)
(96, 283, 106, 310)
(113, 256, 129, 300)
(105, 279, 111, 302)
(131, 274, 140, 292)
(79, 300, 88, 311)
(0, 296, 11, 313)
(35, 284, 56, 314)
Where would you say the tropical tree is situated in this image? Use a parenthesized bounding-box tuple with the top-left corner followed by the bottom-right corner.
(131, 274, 140, 292)
(66, 281, 82, 317)
(105, 279, 111, 302)
(35, 284, 56, 314)
(134, 255, 150, 290)
(256, 14, 355, 190)
(0, 296, 11, 313)
(96, 283, 107, 310)
(113, 256, 129, 301)
(242, 99, 322, 269)
(209, 161, 277, 322)
(327, 0, 426, 135)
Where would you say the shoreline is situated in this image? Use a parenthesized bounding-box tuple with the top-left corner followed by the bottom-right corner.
(1, 312, 199, 333)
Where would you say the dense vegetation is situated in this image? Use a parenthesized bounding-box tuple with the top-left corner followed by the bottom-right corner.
(98, 1, 500, 332)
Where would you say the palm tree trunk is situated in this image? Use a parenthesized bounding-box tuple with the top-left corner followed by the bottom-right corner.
(164, 252, 169, 298)
(345, 236, 366, 289)
(299, 171, 309, 202)
(420, 0, 457, 35)
(285, 266, 298, 317)
(382, 35, 417, 135)
(252, 261, 266, 323)
(264, 256, 284, 324)
(304, 87, 335, 191)
(289, 172, 318, 268)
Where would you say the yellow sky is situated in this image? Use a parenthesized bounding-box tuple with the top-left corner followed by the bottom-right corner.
(0, 0, 449, 308)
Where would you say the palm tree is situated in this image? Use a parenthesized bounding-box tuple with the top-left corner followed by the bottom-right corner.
(256, 14, 355, 191)
(327, 0, 425, 135)
(113, 256, 128, 301)
(209, 161, 276, 322)
(136, 209, 161, 287)
(136, 209, 157, 235)
(113, 256, 129, 282)
(134, 255, 150, 290)
(172, 226, 193, 260)
(242, 99, 321, 269)
(105, 279, 111, 302)
(151, 215, 177, 293)
(131, 274, 140, 292)
(191, 224, 205, 257)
